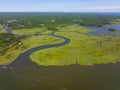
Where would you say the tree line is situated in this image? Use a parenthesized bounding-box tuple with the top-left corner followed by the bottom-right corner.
(0, 12, 120, 30)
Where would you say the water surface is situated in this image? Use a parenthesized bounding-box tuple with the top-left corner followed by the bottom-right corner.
(1, 63, 120, 90)
(86, 24, 120, 36)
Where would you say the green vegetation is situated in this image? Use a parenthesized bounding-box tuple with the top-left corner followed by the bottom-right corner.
(30, 25, 120, 66)
(110, 19, 120, 25)
(13, 27, 48, 35)
(0, 25, 5, 34)
(0, 33, 24, 52)
(108, 28, 116, 32)
(0, 33, 64, 64)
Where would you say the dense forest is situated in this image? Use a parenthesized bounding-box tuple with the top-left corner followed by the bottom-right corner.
(0, 12, 120, 30)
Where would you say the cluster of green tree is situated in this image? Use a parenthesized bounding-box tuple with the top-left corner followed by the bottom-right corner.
(0, 33, 25, 52)
(0, 12, 120, 30)
(108, 28, 117, 32)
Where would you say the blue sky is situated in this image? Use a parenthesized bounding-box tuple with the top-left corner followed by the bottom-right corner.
(0, 0, 120, 12)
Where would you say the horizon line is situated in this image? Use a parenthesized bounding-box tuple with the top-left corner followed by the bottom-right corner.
(0, 11, 120, 13)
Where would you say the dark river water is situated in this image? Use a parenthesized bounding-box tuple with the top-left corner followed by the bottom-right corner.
(1, 63, 120, 90)
(1, 25, 120, 90)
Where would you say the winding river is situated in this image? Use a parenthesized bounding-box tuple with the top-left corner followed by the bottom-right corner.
(10, 32, 70, 67)
(1, 25, 120, 90)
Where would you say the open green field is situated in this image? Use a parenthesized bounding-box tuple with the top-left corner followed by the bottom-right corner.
(0, 25, 6, 34)
(30, 25, 120, 66)
(13, 27, 52, 35)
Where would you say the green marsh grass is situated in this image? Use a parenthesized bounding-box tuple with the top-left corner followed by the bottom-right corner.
(13, 27, 49, 35)
(30, 25, 120, 66)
